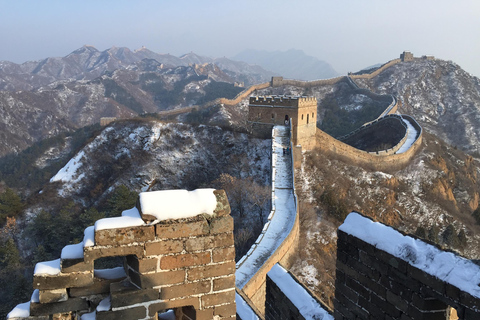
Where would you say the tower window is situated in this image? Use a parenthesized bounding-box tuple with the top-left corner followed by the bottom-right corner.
(312, 112, 315, 118)
(307, 114, 309, 124)
(301, 114, 304, 120)
(271, 113, 274, 119)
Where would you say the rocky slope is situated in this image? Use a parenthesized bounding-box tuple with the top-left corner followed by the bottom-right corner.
(354, 59, 480, 155)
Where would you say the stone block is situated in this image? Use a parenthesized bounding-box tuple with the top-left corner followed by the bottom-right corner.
(110, 280, 159, 308)
(160, 252, 210, 269)
(148, 297, 200, 315)
(126, 255, 158, 273)
(96, 306, 147, 320)
(195, 308, 214, 320)
(83, 244, 144, 263)
(39, 289, 68, 304)
(30, 298, 89, 316)
(185, 236, 214, 252)
(61, 258, 93, 274)
(145, 239, 184, 255)
(33, 272, 93, 290)
(201, 289, 235, 308)
(187, 261, 235, 281)
(159, 281, 211, 300)
(213, 189, 231, 217)
(212, 232, 234, 248)
(214, 303, 237, 317)
(212, 246, 235, 263)
(213, 275, 235, 291)
(209, 215, 233, 234)
(155, 219, 209, 239)
(95, 225, 154, 246)
(128, 268, 185, 289)
(69, 277, 125, 297)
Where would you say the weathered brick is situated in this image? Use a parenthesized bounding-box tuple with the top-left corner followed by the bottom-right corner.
(209, 215, 233, 234)
(213, 246, 235, 263)
(126, 255, 158, 273)
(69, 276, 125, 297)
(160, 281, 211, 300)
(148, 297, 200, 315)
(459, 290, 480, 310)
(110, 280, 159, 308)
(213, 189, 231, 217)
(386, 290, 408, 313)
(213, 232, 234, 248)
(39, 289, 68, 304)
(185, 236, 214, 252)
(160, 252, 210, 269)
(33, 272, 93, 290)
(214, 303, 237, 317)
(213, 275, 235, 291)
(408, 265, 445, 295)
(201, 289, 235, 308)
(84, 244, 144, 262)
(196, 308, 214, 320)
(96, 306, 146, 320)
(145, 239, 184, 255)
(30, 298, 89, 316)
(129, 268, 185, 289)
(60, 258, 93, 274)
(155, 219, 209, 239)
(95, 225, 155, 246)
(187, 261, 235, 281)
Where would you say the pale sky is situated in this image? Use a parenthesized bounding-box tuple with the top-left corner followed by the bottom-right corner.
(1, 0, 479, 77)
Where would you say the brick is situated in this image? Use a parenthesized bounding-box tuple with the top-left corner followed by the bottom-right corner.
(96, 306, 146, 320)
(196, 308, 214, 320)
(33, 272, 93, 290)
(69, 276, 126, 297)
(155, 219, 209, 239)
(201, 289, 235, 308)
(185, 236, 214, 252)
(95, 225, 154, 246)
(460, 290, 480, 310)
(110, 280, 159, 308)
(126, 255, 158, 273)
(213, 246, 235, 263)
(129, 268, 185, 289)
(213, 275, 235, 291)
(83, 244, 144, 263)
(148, 297, 200, 315)
(214, 303, 237, 317)
(408, 264, 445, 295)
(160, 252, 211, 269)
(386, 290, 408, 313)
(39, 289, 68, 304)
(30, 298, 89, 316)
(187, 261, 235, 281)
(61, 258, 93, 273)
(209, 215, 233, 234)
(145, 239, 184, 255)
(213, 232, 234, 248)
(160, 281, 211, 300)
(213, 189, 231, 216)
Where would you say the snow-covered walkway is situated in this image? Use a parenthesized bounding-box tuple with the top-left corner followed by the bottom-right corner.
(235, 125, 296, 289)
(396, 118, 418, 154)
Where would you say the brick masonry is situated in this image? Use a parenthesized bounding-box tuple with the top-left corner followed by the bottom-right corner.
(334, 226, 480, 320)
(14, 189, 236, 320)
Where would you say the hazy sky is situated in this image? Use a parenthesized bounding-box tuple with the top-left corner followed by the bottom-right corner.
(1, 0, 479, 77)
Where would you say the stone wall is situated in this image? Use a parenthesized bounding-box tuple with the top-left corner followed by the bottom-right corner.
(334, 213, 480, 320)
(10, 190, 237, 320)
(315, 115, 423, 171)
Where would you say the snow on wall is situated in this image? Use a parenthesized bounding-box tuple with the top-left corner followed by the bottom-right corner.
(339, 212, 480, 299)
(235, 125, 297, 288)
(268, 264, 334, 320)
(138, 188, 217, 221)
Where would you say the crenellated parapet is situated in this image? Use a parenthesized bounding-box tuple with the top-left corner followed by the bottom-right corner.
(8, 189, 236, 320)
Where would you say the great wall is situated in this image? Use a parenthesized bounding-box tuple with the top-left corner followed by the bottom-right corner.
(8, 52, 480, 319)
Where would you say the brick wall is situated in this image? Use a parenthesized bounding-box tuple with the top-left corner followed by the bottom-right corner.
(16, 190, 236, 320)
(334, 214, 480, 320)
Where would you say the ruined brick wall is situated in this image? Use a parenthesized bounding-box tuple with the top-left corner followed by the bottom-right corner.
(334, 215, 480, 320)
(18, 190, 236, 320)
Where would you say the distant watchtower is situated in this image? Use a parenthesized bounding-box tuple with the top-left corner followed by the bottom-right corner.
(248, 95, 317, 150)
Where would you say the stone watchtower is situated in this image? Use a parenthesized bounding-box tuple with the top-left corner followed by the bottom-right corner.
(248, 95, 317, 150)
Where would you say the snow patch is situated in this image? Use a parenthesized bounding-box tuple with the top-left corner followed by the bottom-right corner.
(94, 267, 126, 280)
(50, 151, 85, 183)
(94, 207, 145, 231)
(6, 302, 30, 319)
(34, 258, 61, 276)
(138, 189, 217, 221)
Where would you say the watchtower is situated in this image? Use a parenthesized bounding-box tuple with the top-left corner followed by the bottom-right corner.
(248, 95, 317, 150)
